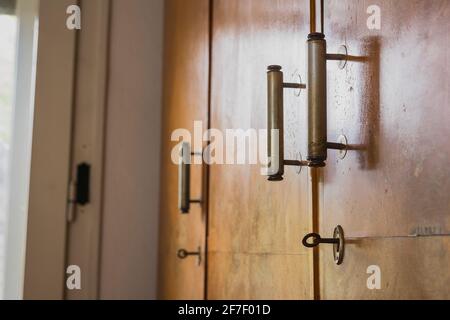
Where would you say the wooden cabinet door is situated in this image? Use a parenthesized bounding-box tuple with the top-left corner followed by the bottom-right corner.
(208, 0, 314, 299)
(158, 0, 210, 299)
(162, 0, 449, 300)
(318, 0, 450, 299)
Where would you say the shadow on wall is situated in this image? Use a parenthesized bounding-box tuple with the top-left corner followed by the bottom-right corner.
(354, 36, 381, 171)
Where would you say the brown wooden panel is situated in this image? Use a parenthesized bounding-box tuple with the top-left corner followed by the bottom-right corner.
(208, 253, 313, 300)
(319, 236, 450, 299)
(317, 0, 450, 299)
(321, 0, 450, 237)
(158, 0, 210, 299)
(208, 0, 313, 299)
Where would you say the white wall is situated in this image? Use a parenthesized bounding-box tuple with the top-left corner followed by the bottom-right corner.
(100, 0, 164, 299)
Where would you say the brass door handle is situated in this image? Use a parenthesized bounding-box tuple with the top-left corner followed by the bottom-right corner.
(265, 65, 308, 181)
(264, 1, 353, 177)
(177, 247, 201, 266)
(178, 142, 202, 214)
(307, 35, 348, 166)
(307, 0, 352, 166)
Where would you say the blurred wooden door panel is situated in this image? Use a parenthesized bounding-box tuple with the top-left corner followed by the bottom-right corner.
(158, 0, 210, 299)
(208, 253, 313, 300)
(319, 0, 450, 299)
(208, 0, 314, 299)
(320, 237, 450, 299)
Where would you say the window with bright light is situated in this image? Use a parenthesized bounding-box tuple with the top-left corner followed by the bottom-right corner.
(0, 0, 39, 300)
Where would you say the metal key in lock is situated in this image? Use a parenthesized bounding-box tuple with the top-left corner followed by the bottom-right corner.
(177, 247, 202, 266)
(302, 225, 345, 265)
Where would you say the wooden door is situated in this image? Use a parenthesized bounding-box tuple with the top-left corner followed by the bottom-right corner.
(158, 0, 210, 299)
(162, 0, 449, 300)
(318, 0, 450, 299)
(208, 0, 314, 299)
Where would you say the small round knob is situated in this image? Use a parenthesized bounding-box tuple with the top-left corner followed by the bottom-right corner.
(267, 65, 282, 71)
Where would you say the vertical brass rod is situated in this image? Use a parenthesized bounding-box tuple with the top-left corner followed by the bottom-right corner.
(310, 0, 316, 33)
(320, 0, 324, 34)
(267, 65, 285, 181)
(307, 37, 327, 165)
(310, 167, 321, 300)
(310, 0, 324, 34)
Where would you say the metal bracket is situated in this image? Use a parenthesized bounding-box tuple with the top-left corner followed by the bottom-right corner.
(75, 163, 90, 205)
(67, 162, 91, 223)
(178, 142, 203, 213)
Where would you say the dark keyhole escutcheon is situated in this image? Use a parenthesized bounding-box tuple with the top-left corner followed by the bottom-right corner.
(302, 225, 345, 265)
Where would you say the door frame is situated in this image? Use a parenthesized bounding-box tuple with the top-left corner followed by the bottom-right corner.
(24, 0, 109, 299)
(24, 0, 78, 299)
(64, 0, 110, 300)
